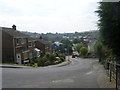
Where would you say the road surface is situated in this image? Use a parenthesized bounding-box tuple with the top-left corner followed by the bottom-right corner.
(2, 56, 107, 88)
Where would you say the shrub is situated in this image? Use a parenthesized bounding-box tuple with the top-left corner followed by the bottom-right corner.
(37, 53, 65, 67)
(49, 53, 56, 61)
(37, 56, 48, 66)
(74, 43, 86, 53)
(80, 47, 88, 57)
(32, 63, 38, 67)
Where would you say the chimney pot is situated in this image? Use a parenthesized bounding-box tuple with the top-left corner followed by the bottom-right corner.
(12, 25, 16, 30)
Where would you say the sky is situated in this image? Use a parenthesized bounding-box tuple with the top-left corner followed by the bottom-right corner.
(0, 0, 101, 34)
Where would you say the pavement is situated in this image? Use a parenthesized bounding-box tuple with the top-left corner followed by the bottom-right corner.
(92, 61, 116, 88)
(98, 73, 116, 88)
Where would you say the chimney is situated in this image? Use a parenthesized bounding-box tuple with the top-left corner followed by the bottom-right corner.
(12, 25, 16, 30)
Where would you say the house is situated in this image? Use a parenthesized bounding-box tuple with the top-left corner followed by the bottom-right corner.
(0, 27, 2, 62)
(1, 25, 36, 64)
(35, 38, 52, 56)
(28, 37, 40, 58)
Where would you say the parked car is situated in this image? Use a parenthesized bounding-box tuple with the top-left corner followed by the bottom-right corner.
(72, 54, 78, 58)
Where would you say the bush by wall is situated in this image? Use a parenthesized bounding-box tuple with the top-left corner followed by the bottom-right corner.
(37, 53, 65, 67)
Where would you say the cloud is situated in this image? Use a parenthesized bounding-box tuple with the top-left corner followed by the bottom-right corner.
(0, 0, 100, 33)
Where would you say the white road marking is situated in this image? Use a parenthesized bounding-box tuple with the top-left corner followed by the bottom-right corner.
(85, 71, 94, 75)
(52, 79, 74, 83)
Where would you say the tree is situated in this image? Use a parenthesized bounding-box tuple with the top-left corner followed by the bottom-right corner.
(72, 38, 83, 44)
(73, 39, 79, 44)
(80, 47, 88, 57)
(61, 39, 73, 54)
(74, 43, 86, 53)
(94, 41, 105, 62)
(61, 39, 72, 46)
(56, 44, 65, 53)
(96, 2, 120, 61)
(67, 45, 73, 54)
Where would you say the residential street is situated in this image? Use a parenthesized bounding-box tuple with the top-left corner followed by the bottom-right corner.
(2, 56, 113, 88)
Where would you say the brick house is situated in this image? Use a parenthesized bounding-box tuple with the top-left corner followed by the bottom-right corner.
(1, 25, 36, 64)
(35, 38, 52, 56)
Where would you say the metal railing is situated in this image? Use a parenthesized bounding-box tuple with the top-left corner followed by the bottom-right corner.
(104, 61, 120, 89)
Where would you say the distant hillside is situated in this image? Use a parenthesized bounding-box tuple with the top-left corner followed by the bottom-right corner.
(21, 30, 99, 43)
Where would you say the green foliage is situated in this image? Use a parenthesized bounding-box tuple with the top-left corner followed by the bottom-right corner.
(72, 38, 83, 44)
(67, 46, 73, 54)
(49, 53, 56, 61)
(94, 41, 113, 63)
(96, 2, 120, 58)
(94, 41, 104, 62)
(94, 41, 103, 57)
(55, 39, 73, 54)
(37, 53, 65, 66)
(61, 39, 71, 46)
(74, 43, 86, 53)
(32, 63, 38, 67)
(80, 47, 88, 57)
(37, 56, 49, 66)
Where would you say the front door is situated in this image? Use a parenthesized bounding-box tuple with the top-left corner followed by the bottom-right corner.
(16, 53, 21, 64)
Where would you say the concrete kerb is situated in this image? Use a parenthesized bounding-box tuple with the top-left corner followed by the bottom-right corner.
(40, 59, 72, 68)
(55, 59, 71, 67)
(0, 59, 72, 69)
(0, 64, 32, 68)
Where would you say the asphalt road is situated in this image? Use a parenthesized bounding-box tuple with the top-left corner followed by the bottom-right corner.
(2, 56, 106, 88)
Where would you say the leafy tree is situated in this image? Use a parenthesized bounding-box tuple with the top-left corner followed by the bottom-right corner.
(61, 39, 73, 54)
(80, 47, 88, 57)
(72, 38, 83, 44)
(61, 39, 72, 46)
(96, 2, 120, 61)
(94, 41, 105, 62)
(73, 39, 78, 44)
(74, 43, 86, 53)
(67, 45, 73, 54)
(56, 44, 65, 53)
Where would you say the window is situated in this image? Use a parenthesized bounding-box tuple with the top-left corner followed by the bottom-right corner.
(16, 46, 22, 50)
(16, 38, 21, 45)
(28, 42, 32, 47)
(21, 38, 27, 44)
(16, 39, 19, 44)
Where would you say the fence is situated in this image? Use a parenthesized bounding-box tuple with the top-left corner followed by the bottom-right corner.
(104, 61, 120, 89)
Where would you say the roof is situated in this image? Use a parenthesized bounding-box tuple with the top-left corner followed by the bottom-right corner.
(1, 27, 50, 44)
(37, 39, 49, 45)
(28, 37, 37, 42)
(1, 27, 29, 38)
(32, 37, 49, 45)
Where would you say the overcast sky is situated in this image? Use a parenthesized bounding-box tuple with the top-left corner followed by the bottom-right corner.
(0, 0, 101, 33)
